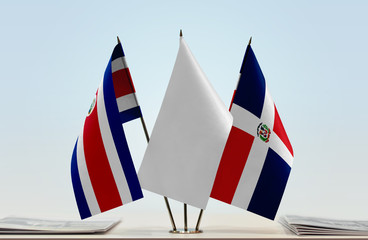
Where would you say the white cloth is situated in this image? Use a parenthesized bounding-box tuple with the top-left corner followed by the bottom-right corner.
(138, 37, 232, 209)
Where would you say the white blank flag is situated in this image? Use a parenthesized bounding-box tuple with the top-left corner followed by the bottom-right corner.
(138, 37, 232, 209)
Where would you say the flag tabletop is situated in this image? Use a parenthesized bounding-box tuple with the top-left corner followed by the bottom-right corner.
(138, 36, 233, 210)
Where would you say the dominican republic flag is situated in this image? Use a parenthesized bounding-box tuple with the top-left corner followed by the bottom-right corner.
(210, 44, 294, 220)
(71, 42, 143, 219)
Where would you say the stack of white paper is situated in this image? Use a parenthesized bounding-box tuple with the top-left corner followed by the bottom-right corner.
(280, 215, 368, 236)
(0, 216, 119, 234)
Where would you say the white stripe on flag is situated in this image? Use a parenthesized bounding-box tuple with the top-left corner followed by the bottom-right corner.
(264, 88, 293, 167)
(111, 57, 128, 73)
(231, 104, 259, 136)
(97, 82, 133, 204)
(117, 93, 139, 113)
(77, 127, 101, 215)
(230, 87, 276, 209)
(231, 139, 269, 209)
(270, 133, 294, 167)
(260, 87, 275, 130)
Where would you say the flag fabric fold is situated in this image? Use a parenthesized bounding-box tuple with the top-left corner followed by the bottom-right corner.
(210, 44, 294, 220)
(138, 37, 233, 209)
(71, 42, 143, 219)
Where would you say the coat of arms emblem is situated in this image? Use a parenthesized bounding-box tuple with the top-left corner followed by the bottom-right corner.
(257, 123, 271, 143)
(88, 97, 96, 116)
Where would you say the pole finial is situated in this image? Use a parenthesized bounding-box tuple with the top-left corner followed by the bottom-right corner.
(248, 36, 252, 46)
(180, 29, 183, 37)
(117, 36, 121, 44)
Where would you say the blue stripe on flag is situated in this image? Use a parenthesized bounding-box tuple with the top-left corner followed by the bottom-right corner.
(111, 43, 125, 61)
(233, 46, 266, 119)
(71, 139, 92, 219)
(103, 60, 144, 201)
(247, 148, 291, 220)
(120, 106, 142, 124)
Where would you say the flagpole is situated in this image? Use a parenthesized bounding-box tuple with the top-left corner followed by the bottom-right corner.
(184, 203, 188, 232)
(179, 29, 204, 234)
(116, 36, 177, 232)
(180, 30, 188, 233)
(195, 209, 203, 231)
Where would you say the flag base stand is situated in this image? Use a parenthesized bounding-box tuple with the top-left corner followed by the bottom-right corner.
(167, 204, 204, 234)
(169, 229, 203, 234)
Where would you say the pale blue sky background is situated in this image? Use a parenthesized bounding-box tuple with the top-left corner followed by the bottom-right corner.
(0, 0, 368, 223)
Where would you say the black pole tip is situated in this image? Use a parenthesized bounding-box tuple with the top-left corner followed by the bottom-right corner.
(180, 29, 183, 37)
(117, 36, 121, 44)
(248, 36, 252, 46)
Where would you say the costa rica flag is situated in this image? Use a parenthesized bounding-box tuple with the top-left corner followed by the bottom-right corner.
(71, 42, 143, 219)
(211, 43, 294, 220)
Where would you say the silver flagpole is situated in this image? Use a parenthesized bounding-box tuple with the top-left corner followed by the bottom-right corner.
(178, 30, 203, 234)
(180, 30, 189, 234)
(184, 203, 188, 232)
(195, 209, 203, 231)
(117, 36, 177, 232)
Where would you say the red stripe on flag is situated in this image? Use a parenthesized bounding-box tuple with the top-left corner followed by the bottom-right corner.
(210, 126, 254, 204)
(229, 90, 236, 111)
(83, 97, 122, 212)
(112, 68, 135, 98)
(273, 104, 293, 157)
(125, 68, 136, 92)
